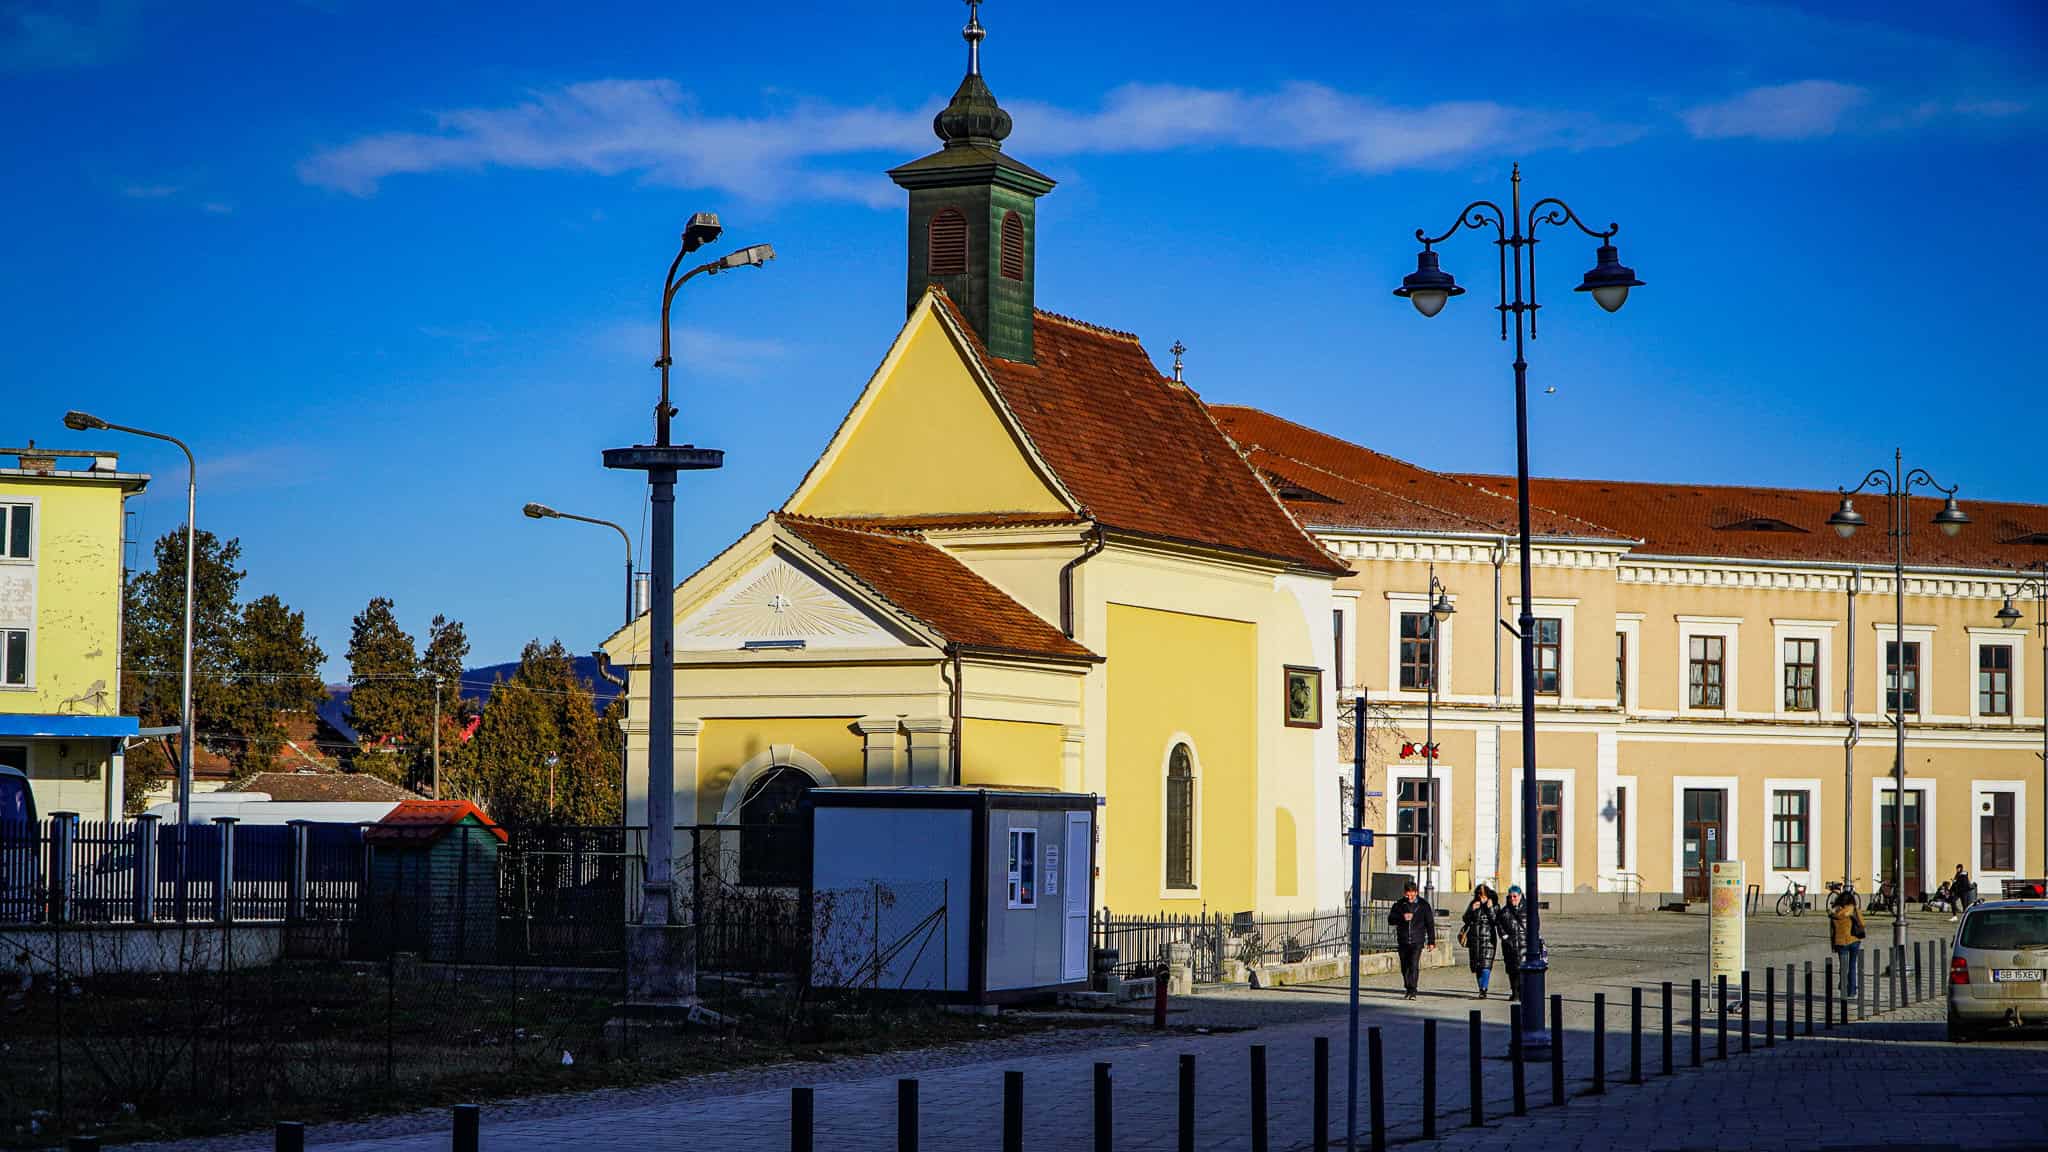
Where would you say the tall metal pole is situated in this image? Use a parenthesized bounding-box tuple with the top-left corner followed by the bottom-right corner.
(1891, 450, 1908, 953)
(432, 675, 442, 800)
(1347, 691, 1365, 1152)
(1424, 564, 1439, 907)
(1843, 568, 1858, 889)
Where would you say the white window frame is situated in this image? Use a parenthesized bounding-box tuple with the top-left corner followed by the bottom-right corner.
(1869, 776, 1939, 898)
(1873, 624, 1936, 719)
(1971, 780, 2027, 882)
(1670, 775, 1740, 898)
(0, 628, 28, 689)
(1507, 766, 1576, 891)
(1160, 734, 1202, 899)
(1763, 777, 1822, 895)
(1007, 826, 1038, 908)
(0, 501, 33, 562)
(1676, 616, 1740, 717)
(1384, 591, 1455, 701)
(1605, 773, 1639, 891)
(0, 496, 36, 692)
(1771, 619, 1836, 722)
(1506, 597, 1578, 703)
(1385, 761, 1455, 877)
(1615, 613, 1643, 714)
(1967, 630, 2023, 725)
(1334, 590, 1361, 694)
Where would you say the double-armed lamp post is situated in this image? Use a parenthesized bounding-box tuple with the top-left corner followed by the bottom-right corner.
(1826, 454, 1969, 951)
(1993, 570, 2047, 895)
(1394, 164, 1643, 1058)
(604, 212, 773, 1007)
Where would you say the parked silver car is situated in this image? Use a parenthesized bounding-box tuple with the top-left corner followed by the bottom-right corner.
(1948, 899, 2048, 1041)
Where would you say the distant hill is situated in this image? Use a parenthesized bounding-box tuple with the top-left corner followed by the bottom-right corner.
(319, 656, 623, 740)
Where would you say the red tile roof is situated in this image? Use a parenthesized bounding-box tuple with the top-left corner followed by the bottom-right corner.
(363, 800, 507, 844)
(1212, 406, 1623, 540)
(220, 770, 417, 803)
(830, 512, 1091, 532)
(779, 514, 1098, 661)
(1454, 474, 2048, 571)
(934, 296, 1347, 575)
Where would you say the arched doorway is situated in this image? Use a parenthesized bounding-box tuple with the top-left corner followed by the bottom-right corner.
(736, 765, 814, 887)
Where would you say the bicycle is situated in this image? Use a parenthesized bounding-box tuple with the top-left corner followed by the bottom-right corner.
(1775, 881, 1812, 917)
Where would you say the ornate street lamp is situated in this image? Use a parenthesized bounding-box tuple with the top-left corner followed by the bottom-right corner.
(603, 213, 774, 1009)
(1394, 164, 1641, 1058)
(1422, 567, 1454, 907)
(1828, 450, 1969, 952)
(1992, 570, 2047, 889)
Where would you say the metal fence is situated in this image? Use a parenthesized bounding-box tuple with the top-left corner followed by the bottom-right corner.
(1093, 902, 1397, 983)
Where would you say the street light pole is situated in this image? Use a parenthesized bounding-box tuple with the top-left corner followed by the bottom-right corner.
(522, 503, 636, 627)
(603, 215, 772, 1008)
(1994, 568, 2048, 883)
(1394, 165, 1643, 1058)
(1423, 565, 1454, 907)
(1828, 450, 1970, 951)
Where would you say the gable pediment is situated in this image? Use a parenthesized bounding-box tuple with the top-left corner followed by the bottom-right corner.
(676, 549, 917, 653)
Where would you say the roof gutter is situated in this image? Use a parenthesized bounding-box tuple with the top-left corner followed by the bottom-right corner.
(1625, 553, 2038, 580)
(1305, 525, 1640, 549)
(1059, 523, 1108, 637)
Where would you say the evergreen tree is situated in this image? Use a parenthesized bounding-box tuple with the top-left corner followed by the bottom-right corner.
(343, 596, 424, 781)
(120, 528, 246, 810)
(457, 639, 619, 826)
(228, 594, 328, 773)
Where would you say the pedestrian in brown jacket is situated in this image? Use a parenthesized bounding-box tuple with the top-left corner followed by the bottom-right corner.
(1829, 890, 1865, 998)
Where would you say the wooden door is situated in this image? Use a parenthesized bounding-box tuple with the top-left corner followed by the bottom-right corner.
(1880, 789, 1926, 900)
(1682, 788, 1727, 902)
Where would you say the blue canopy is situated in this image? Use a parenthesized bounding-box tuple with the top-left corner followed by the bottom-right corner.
(0, 714, 142, 739)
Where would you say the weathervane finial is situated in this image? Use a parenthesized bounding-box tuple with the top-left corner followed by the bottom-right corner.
(1170, 340, 1187, 383)
(963, 0, 985, 76)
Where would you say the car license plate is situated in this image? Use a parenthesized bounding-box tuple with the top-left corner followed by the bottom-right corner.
(1991, 969, 2044, 982)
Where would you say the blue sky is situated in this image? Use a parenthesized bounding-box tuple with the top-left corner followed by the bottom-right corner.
(6, 1, 2044, 678)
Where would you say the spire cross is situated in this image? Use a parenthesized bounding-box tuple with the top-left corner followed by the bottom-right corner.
(964, 0, 985, 76)
(1170, 340, 1187, 383)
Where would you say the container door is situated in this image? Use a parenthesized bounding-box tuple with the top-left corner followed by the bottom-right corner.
(1062, 812, 1089, 982)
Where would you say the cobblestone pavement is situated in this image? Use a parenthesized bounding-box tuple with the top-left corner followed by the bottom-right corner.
(136, 910, 2047, 1151)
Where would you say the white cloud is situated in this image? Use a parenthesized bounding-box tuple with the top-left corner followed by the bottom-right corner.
(122, 183, 180, 199)
(299, 78, 1638, 203)
(594, 320, 788, 380)
(1681, 80, 1870, 140)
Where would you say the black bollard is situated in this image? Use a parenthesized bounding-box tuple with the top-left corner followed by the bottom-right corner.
(1368, 1026, 1387, 1152)
(1592, 992, 1606, 1094)
(1512, 1010, 1528, 1116)
(1178, 1055, 1195, 1152)
(1630, 986, 1644, 1085)
(1804, 962, 1815, 1035)
(1251, 1045, 1268, 1152)
(1765, 965, 1776, 1049)
(276, 1122, 305, 1152)
(453, 1105, 479, 1152)
(1781, 959, 1793, 1022)
(1918, 941, 1928, 1003)
(792, 1087, 813, 1152)
(1825, 960, 1835, 1030)
(1094, 1062, 1112, 1152)
(1690, 979, 1703, 1068)
(1468, 1011, 1485, 1128)
(1550, 994, 1566, 1108)
(898, 1079, 919, 1152)
(1661, 980, 1674, 1076)
(1422, 1019, 1437, 1139)
(1004, 1070, 1023, 1152)
(1312, 1039, 1328, 1152)
(1716, 974, 1728, 1061)
(1741, 970, 1752, 1054)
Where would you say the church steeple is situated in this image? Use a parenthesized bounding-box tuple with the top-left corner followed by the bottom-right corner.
(887, 1, 1054, 364)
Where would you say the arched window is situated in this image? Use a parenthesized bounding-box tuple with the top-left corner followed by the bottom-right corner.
(928, 208, 968, 277)
(999, 211, 1025, 280)
(1165, 744, 1195, 890)
(737, 765, 814, 887)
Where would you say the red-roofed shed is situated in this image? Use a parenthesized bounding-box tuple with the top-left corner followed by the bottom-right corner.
(362, 800, 503, 961)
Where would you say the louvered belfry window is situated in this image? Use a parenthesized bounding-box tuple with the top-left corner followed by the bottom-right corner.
(928, 208, 968, 276)
(999, 211, 1025, 280)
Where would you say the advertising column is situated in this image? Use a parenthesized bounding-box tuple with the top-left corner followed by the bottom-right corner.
(1709, 858, 1745, 1006)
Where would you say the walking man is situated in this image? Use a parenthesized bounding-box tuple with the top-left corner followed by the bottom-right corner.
(1951, 863, 1973, 921)
(1389, 879, 1437, 999)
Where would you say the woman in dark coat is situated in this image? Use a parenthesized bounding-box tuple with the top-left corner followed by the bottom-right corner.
(1495, 885, 1529, 1003)
(1460, 885, 1501, 998)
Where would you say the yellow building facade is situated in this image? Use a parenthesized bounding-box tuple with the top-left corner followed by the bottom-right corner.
(1217, 406, 2046, 905)
(0, 444, 150, 822)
